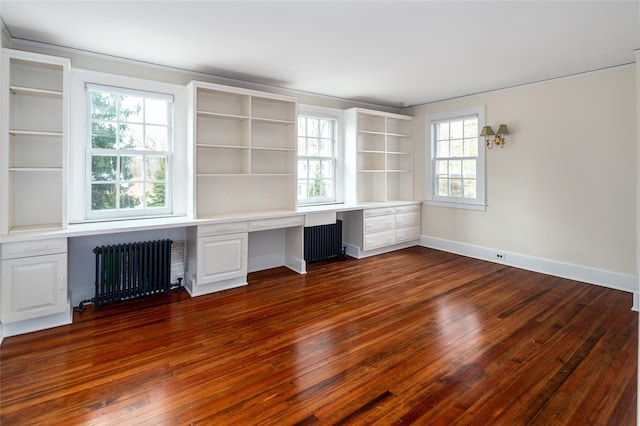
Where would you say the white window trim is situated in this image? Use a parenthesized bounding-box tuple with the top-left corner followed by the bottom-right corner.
(69, 68, 187, 223)
(424, 106, 486, 211)
(297, 104, 344, 205)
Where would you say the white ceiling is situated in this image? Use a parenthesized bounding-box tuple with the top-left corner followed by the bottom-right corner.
(0, 1, 638, 108)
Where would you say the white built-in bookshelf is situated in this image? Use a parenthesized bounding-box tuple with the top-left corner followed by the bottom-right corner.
(188, 82, 297, 217)
(1, 49, 70, 234)
(344, 108, 413, 203)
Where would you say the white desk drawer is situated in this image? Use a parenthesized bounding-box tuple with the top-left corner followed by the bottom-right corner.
(395, 225, 420, 243)
(395, 204, 420, 213)
(249, 215, 304, 232)
(364, 207, 396, 217)
(364, 215, 395, 233)
(2, 238, 67, 259)
(198, 221, 248, 237)
(363, 230, 395, 251)
(395, 211, 420, 228)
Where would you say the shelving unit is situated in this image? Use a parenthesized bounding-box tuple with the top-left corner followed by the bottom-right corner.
(2, 49, 70, 234)
(344, 108, 413, 204)
(188, 82, 297, 217)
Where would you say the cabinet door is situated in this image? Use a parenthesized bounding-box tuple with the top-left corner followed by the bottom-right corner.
(197, 233, 248, 285)
(2, 253, 67, 323)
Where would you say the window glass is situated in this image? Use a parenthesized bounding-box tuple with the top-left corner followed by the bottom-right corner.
(87, 85, 172, 217)
(427, 107, 485, 209)
(297, 115, 337, 204)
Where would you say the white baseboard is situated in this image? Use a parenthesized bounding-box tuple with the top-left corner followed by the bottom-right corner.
(420, 236, 638, 310)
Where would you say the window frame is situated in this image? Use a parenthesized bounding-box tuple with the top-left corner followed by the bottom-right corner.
(425, 106, 486, 211)
(69, 69, 187, 223)
(296, 105, 344, 206)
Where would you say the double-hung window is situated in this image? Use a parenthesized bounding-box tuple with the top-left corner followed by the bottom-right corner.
(426, 106, 486, 210)
(297, 113, 338, 204)
(87, 84, 173, 219)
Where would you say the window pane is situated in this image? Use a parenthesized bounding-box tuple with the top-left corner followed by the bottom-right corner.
(436, 140, 449, 158)
(464, 138, 478, 157)
(120, 96, 144, 123)
(298, 117, 306, 136)
(308, 160, 321, 178)
(323, 179, 334, 198)
(91, 92, 117, 120)
(437, 122, 449, 140)
(146, 183, 166, 208)
(450, 179, 462, 197)
(91, 122, 117, 149)
(119, 123, 144, 150)
(145, 125, 169, 151)
(318, 139, 333, 157)
(298, 161, 308, 178)
(462, 159, 476, 178)
(91, 155, 117, 181)
(120, 156, 143, 181)
(435, 160, 448, 176)
(450, 139, 463, 157)
(319, 160, 333, 178)
(307, 119, 318, 137)
(91, 184, 116, 210)
(120, 183, 142, 209)
(298, 137, 307, 155)
(450, 120, 463, 139)
(449, 160, 462, 177)
(464, 179, 476, 198)
(319, 120, 332, 139)
(297, 181, 308, 200)
(146, 156, 167, 180)
(437, 178, 448, 196)
(309, 179, 328, 197)
(145, 99, 169, 125)
(308, 139, 319, 157)
(464, 118, 478, 137)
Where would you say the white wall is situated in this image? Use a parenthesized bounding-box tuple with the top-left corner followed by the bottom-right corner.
(413, 66, 636, 283)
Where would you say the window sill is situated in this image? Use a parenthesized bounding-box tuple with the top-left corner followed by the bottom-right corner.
(423, 200, 486, 211)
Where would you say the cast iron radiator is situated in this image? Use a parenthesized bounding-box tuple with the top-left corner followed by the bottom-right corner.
(79, 239, 173, 310)
(304, 220, 344, 263)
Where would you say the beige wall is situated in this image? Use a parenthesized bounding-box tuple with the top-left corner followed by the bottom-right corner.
(413, 66, 636, 276)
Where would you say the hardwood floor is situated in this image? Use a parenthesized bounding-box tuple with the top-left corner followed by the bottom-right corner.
(0, 247, 636, 425)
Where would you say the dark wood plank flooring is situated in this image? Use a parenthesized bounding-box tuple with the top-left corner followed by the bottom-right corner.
(0, 247, 636, 425)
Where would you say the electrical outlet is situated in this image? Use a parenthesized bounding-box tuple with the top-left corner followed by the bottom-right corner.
(494, 253, 505, 261)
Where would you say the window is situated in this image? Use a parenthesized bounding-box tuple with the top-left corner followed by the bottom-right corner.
(297, 113, 338, 204)
(86, 84, 173, 219)
(426, 106, 486, 210)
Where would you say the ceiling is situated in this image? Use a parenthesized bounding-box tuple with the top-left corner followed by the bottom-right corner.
(0, 1, 638, 108)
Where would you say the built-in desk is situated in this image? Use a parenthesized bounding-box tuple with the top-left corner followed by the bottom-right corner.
(0, 201, 421, 338)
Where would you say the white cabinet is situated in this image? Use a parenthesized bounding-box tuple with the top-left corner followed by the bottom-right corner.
(343, 203, 421, 258)
(185, 223, 248, 296)
(1, 49, 69, 234)
(188, 82, 297, 217)
(2, 238, 68, 323)
(197, 233, 248, 284)
(344, 108, 413, 204)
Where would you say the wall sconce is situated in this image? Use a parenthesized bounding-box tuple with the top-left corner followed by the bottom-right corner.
(480, 124, 509, 149)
